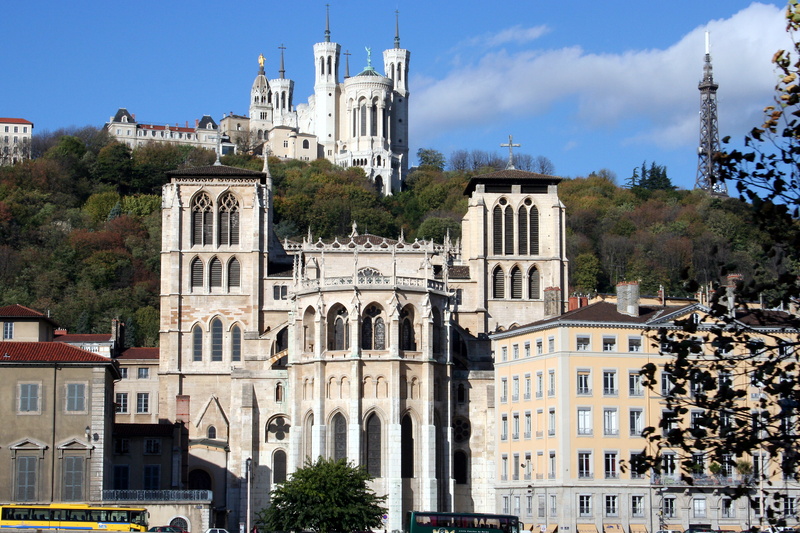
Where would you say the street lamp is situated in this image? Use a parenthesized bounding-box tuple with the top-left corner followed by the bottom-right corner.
(246, 458, 252, 533)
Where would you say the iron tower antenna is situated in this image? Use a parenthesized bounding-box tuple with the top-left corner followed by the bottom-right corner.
(695, 31, 727, 196)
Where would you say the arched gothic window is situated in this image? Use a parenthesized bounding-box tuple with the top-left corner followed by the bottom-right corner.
(529, 205, 540, 255)
(209, 258, 222, 287)
(333, 413, 347, 462)
(360, 103, 367, 137)
(454, 450, 468, 484)
(191, 193, 213, 246)
(228, 258, 241, 289)
(493, 266, 505, 299)
(457, 383, 467, 403)
(401, 414, 414, 478)
(302, 139, 309, 149)
(268, 416, 290, 442)
(207, 426, 216, 439)
(231, 326, 241, 361)
(518, 205, 528, 255)
(211, 318, 223, 361)
(332, 307, 348, 350)
(192, 325, 203, 361)
(190, 258, 203, 289)
(400, 312, 415, 351)
(504, 205, 514, 255)
(365, 414, 381, 477)
(529, 267, 541, 299)
(492, 205, 503, 255)
(218, 193, 239, 246)
(362, 306, 386, 350)
(275, 383, 284, 402)
(432, 308, 443, 355)
(510, 267, 523, 299)
(273, 450, 287, 483)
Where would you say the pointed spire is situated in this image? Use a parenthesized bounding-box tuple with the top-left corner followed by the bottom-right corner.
(344, 50, 351, 78)
(324, 4, 331, 43)
(278, 44, 286, 79)
(394, 10, 401, 49)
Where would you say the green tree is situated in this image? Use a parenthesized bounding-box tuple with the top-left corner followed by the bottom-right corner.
(416, 148, 446, 171)
(571, 252, 602, 294)
(256, 457, 386, 533)
(417, 216, 462, 243)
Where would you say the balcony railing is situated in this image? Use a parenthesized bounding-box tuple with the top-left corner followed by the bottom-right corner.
(103, 490, 212, 501)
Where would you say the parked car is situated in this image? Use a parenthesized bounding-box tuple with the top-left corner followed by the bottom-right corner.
(149, 527, 184, 533)
(684, 528, 716, 533)
(204, 528, 230, 533)
(655, 529, 681, 533)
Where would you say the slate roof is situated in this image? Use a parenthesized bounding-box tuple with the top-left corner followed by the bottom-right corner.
(112, 108, 135, 123)
(464, 168, 562, 195)
(0, 342, 116, 364)
(167, 165, 266, 179)
(114, 423, 175, 437)
(117, 347, 160, 360)
(197, 115, 218, 129)
(735, 308, 797, 328)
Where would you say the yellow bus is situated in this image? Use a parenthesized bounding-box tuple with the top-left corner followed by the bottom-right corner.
(0, 503, 149, 531)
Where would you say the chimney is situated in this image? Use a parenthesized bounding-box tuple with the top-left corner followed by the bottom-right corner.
(658, 284, 666, 306)
(176, 395, 190, 423)
(55, 328, 68, 335)
(544, 287, 562, 317)
(616, 281, 640, 317)
(132, 113, 135, 121)
(568, 295, 589, 311)
(195, 119, 199, 128)
(185, 121, 189, 128)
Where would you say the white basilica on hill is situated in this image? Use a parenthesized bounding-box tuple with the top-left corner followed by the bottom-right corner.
(219, 8, 410, 196)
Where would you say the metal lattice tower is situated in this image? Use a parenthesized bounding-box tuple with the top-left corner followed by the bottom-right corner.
(695, 32, 728, 196)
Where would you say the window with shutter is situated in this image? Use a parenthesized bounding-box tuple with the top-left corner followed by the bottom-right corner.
(191, 193, 212, 246)
(529, 267, 541, 299)
(219, 193, 239, 246)
(209, 258, 222, 287)
(511, 267, 523, 299)
(493, 205, 503, 255)
(518, 205, 528, 255)
(493, 266, 505, 299)
(228, 258, 240, 289)
(530, 206, 540, 255)
(191, 258, 203, 288)
(504, 206, 514, 255)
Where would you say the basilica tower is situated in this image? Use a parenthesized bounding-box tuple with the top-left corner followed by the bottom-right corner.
(383, 11, 410, 191)
(313, 6, 341, 160)
(250, 54, 274, 144)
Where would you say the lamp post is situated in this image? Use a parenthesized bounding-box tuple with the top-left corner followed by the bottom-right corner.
(246, 458, 252, 533)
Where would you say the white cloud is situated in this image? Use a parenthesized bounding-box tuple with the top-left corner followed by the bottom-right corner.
(457, 24, 550, 49)
(411, 2, 789, 151)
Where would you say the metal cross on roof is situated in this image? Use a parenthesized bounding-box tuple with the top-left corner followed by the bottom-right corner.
(500, 134, 520, 170)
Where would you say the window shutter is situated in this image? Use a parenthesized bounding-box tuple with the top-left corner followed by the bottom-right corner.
(493, 206, 503, 255)
(511, 267, 523, 299)
(493, 267, 505, 298)
(518, 206, 528, 255)
(228, 258, 240, 288)
(191, 259, 203, 288)
(529, 268, 541, 299)
(530, 206, 540, 255)
(504, 206, 514, 255)
(210, 258, 222, 287)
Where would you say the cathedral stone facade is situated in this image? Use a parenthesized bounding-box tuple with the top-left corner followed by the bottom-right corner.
(158, 160, 568, 532)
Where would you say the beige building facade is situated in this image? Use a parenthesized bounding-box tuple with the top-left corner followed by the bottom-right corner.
(491, 283, 800, 533)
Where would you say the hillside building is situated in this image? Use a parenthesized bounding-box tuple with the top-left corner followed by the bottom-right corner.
(0, 118, 33, 166)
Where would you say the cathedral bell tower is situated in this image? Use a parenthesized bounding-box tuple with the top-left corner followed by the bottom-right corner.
(250, 54, 274, 145)
(313, 5, 341, 161)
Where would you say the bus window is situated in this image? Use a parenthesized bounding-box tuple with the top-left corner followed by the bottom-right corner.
(51, 509, 67, 521)
(69, 510, 87, 521)
(13, 508, 31, 520)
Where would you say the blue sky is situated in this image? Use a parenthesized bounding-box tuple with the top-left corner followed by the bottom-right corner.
(1, 1, 790, 190)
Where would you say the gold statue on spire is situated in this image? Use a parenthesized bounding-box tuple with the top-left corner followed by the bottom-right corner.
(258, 53, 265, 68)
